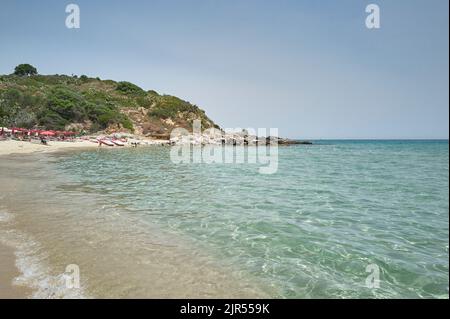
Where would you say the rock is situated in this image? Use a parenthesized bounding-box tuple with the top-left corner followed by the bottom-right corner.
(265, 136, 313, 145)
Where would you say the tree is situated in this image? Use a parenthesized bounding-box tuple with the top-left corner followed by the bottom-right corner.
(14, 64, 38, 76)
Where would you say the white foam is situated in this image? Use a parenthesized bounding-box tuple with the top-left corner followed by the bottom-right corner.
(0, 209, 14, 223)
(0, 208, 90, 299)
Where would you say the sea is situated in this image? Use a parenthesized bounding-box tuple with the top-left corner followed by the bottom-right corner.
(0, 140, 448, 298)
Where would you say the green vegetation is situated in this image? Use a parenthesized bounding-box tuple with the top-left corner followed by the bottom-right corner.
(13, 64, 38, 76)
(116, 81, 145, 95)
(149, 95, 197, 118)
(0, 84, 132, 131)
(0, 64, 218, 134)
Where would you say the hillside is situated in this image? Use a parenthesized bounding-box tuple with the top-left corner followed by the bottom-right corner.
(0, 73, 219, 138)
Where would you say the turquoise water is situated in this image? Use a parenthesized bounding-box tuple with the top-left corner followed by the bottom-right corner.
(54, 140, 449, 298)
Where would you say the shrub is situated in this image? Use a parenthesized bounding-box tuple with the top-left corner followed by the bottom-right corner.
(37, 109, 68, 130)
(149, 95, 197, 119)
(116, 81, 145, 95)
(97, 111, 117, 127)
(46, 87, 87, 122)
(136, 96, 153, 108)
(121, 116, 134, 131)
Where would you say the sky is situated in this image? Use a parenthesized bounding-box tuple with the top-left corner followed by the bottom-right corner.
(0, 0, 448, 139)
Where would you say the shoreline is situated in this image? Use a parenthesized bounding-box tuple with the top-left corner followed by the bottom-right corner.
(0, 139, 152, 299)
(0, 148, 273, 298)
(0, 139, 100, 157)
(0, 199, 32, 299)
(0, 142, 104, 298)
(0, 243, 31, 299)
(0, 138, 169, 157)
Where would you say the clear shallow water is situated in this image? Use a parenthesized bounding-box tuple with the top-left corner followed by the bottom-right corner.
(2, 140, 449, 298)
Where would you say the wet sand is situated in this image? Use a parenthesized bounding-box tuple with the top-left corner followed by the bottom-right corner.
(0, 243, 31, 298)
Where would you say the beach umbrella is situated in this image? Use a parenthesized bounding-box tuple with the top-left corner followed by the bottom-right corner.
(11, 127, 22, 134)
(28, 129, 41, 136)
(40, 130, 56, 136)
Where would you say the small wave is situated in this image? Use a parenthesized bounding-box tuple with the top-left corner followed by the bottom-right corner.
(0, 208, 90, 299)
(0, 207, 14, 223)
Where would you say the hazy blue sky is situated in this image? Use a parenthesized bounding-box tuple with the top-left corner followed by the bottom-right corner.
(0, 0, 448, 138)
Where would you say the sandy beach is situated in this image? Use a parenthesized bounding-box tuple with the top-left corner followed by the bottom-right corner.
(0, 138, 173, 157)
(0, 139, 107, 156)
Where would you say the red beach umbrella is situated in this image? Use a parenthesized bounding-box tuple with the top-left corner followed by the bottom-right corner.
(40, 131, 56, 136)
